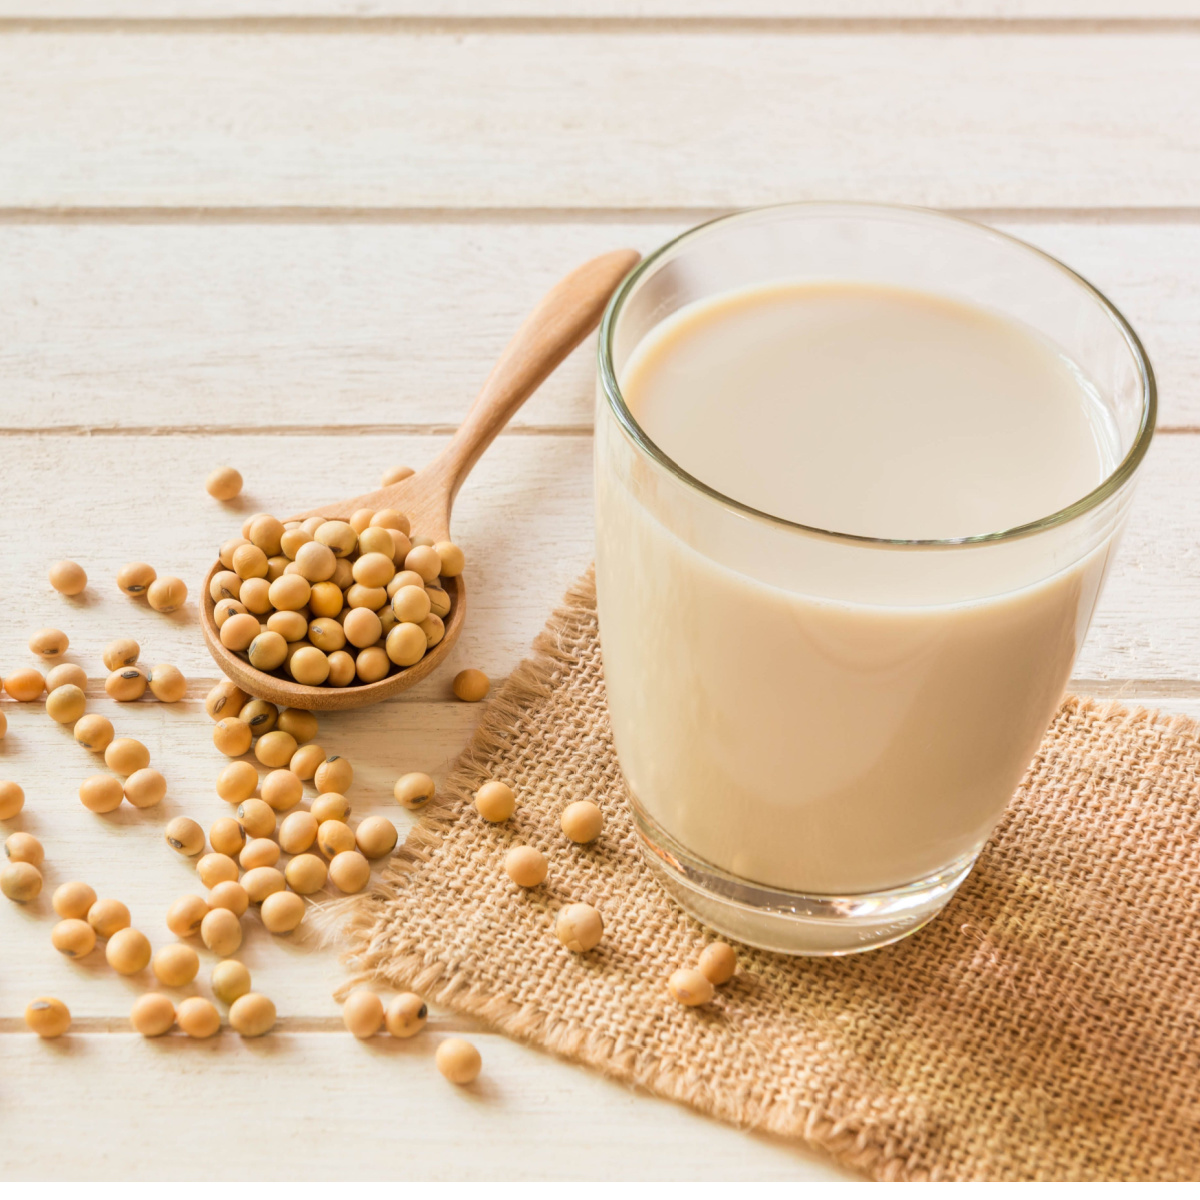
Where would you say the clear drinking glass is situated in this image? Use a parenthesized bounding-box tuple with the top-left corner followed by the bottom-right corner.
(594, 203, 1155, 955)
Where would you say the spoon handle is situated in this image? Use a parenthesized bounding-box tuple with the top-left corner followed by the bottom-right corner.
(428, 248, 641, 508)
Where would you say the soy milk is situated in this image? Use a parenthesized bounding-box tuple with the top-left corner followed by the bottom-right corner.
(596, 282, 1117, 895)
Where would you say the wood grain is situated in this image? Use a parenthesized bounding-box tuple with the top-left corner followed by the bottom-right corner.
(1, 32, 1199, 210)
(3, 219, 1200, 429)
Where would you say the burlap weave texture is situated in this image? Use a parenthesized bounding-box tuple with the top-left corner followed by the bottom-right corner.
(345, 571, 1200, 1181)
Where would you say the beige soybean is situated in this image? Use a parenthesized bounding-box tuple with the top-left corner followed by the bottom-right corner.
(233, 542, 269, 581)
(206, 680, 248, 721)
(385, 993, 428, 1039)
(131, 992, 180, 1039)
(153, 942, 200, 987)
(147, 663, 188, 703)
(105, 665, 148, 702)
(124, 767, 167, 809)
(261, 890, 306, 934)
(88, 898, 131, 937)
(217, 759, 258, 803)
(206, 466, 243, 500)
(2, 862, 43, 902)
(212, 959, 251, 1006)
(213, 717, 253, 757)
(131, 993, 176, 1037)
(52, 918, 97, 958)
(436, 1038, 482, 1085)
(433, 541, 465, 577)
(668, 968, 714, 1007)
(74, 714, 114, 753)
(346, 583, 387, 611)
(475, 781, 515, 824)
(208, 880, 249, 918)
(46, 683, 86, 724)
(280, 527, 312, 559)
(240, 838, 280, 871)
(316, 520, 357, 557)
(30, 627, 68, 659)
(561, 801, 604, 845)
(453, 668, 490, 702)
(105, 737, 150, 774)
(241, 866, 286, 903)
(4, 668, 45, 702)
(343, 607, 382, 650)
(389, 530, 414, 561)
(201, 907, 243, 956)
(49, 559, 88, 595)
(278, 810, 318, 855)
(219, 538, 250, 570)
(385, 622, 426, 667)
(387, 569, 425, 598)
(285, 853, 328, 895)
(118, 561, 156, 597)
(352, 551, 395, 589)
(354, 646, 389, 684)
(239, 699, 278, 736)
(208, 817, 246, 857)
(308, 617, 347, 653)
(196, 853, 239, 889)
(46, 662, 87, 692)
(290, 646, 331, 686)
(371, 508, 410, 534)
(248, 515, 285, 557)
(356, 526, 394, 559)
(267, 609, 308, 642)
(5, 832, 44, 867)
(295, 541, 337, 583)
(289, 742, 325, 781)
(26, 997, 71, 1039)
(246, 631, 288, 672)
(106, 927, 152, 975)
(426, 585, 451, 619)
(239, 577, 272, 614)
(342, 989, 384, 1038)
(393, 772, 434, 810)
(555, 903, 604, 953)
(697, 942, 738, 986)
(147, 576, 187, 613)
(314, 756, 353, 795)
(210, 570, 242, 603)
(310, 792, 350, 824)
(237, 798, 276, 839)
(404, 545, 442, 584)
(0, 781, 25, 820)
(255, 731, 298, 769)
(504, 845, 548, 889)
(327, 651, 356, 687)
(260, 768, 302, 812)
(317, 820, 356, 859)
(52, 880, 96, 920)
(419, 614, 445, 649)
(167, 894, 210, 938)
(268, 574, 311, 612)
(349, 508, 375, 534)
(165, 817, 205, 857)
(79, 774, 124, 814)
(229, 992, 276, 1038)
(309, 580, 344, 617)
(328, 850, 370, 894)
(355, 816, 398, 860)
(102, 638, 140, 670)
(177, 996, 221, 1039)
(219, 613, 261, 653)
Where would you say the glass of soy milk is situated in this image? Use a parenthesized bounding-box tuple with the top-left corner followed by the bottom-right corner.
(595, 203, 1155, 955)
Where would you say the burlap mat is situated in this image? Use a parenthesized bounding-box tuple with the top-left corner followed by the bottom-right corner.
(344, 570, 1200, 1181)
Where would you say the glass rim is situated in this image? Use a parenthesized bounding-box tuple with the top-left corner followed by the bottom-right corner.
(597, 201, 1157, 549)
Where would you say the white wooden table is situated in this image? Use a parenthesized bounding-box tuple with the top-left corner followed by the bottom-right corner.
(1, 0, 1197, 1181)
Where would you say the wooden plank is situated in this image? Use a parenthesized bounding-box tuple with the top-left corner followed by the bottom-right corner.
(0, 1031, 851, 1180)
(1, 2, 1195, 19)
(2, 218, 1197, 429)
(1, 32, 1199, 210)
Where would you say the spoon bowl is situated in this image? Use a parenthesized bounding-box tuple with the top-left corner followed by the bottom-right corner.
(199, 248, 640, 710)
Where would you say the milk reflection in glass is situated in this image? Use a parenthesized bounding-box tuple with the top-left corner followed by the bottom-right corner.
(596, 282, 1118, 896)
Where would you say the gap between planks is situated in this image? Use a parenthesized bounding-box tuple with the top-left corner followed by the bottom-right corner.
(2, 16, 1200, 34)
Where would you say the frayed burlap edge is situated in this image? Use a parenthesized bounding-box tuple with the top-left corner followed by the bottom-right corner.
(336, 567, 1197, 1183)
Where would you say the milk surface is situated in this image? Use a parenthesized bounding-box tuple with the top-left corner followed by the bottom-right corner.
(596, 281, 1117, 895)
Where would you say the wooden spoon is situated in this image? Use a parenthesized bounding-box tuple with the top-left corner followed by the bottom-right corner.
(200, 248, 640, 711)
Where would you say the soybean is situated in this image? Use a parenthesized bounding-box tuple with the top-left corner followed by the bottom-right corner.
(2, 862, 43, 902)
(102, 638, 140, 671)
(555, 903, 603, 953)
(208, 817, 246, 857)
(436, 1038, 482, 1084)
(177, 996, 221, 1039)
(285, 853, 328, 895)
(314, 756, 353, 795)
(260, 768, 302, 812)
(237, 798, 276, 839)
(239, 699, 278, 736)
(328, 850, 370, 894)
(165, 816, 205, 857)
(87, 898, 131, 937)
(201, 907, 243, 956)
(124, 768, 167, 809)
(46, 684, 86, 724)
(196, 853, 239, 889)
(46, 662, 87, 692)
(393, 772, 435, 810)
(380, 464, 414, 486)
(355, 816, 398, 860)
(79, 774, 124, 814)
(239, 838, 280, 871)
(205, 680, 248, 721)
(208, 880, 249, 918)
(278, 810, 318, 855)
(260, 890, 305, 934)
(453, 669, 490, 702)
(29, 627, 68, 659)
(49, 559, 88, 595)
(385, 993, 428, 1039)
(206, 466, 243, 500)
(342, 989, 384, 1038)
(228, 992, 276, 1038)
(697, 942, 738, 986)
(131, 993, 176, 1037)
(153, 942, 200, 987)
(117, 562, 156, 597)
(74, 714, 114, 753)
(213, 717, 253, 757)
(504, 845, 548, 889)
(276, 708, 318, 744)
(217, 760, 259, 804)
(241, 866, 285, 904)
(106, 927, 152, 974)
(148, 663, 187, 703)
(52, 918, 97, 958)
(105, 666, 148, 702)
(255, 731, 298, 769)
(211, 960, 251, 1006)
(668, 968, 714, 1007)
(0, 780, 25, 819)
(166, 894, 209, 938)
(289, 743, 325, 781)
(105, 737, 150, 774)
(147, 576, 188, 613)
(3, 669, 45, 702)
(52, 880, 96, 920)
(25, 997, 71, 1038)
(561, 801, 604, 845)
(5, 831, 44, 867)
(475, 781, 515, 824)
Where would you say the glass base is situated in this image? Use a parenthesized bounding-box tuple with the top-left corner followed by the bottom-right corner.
(631, 799, 978, 956)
